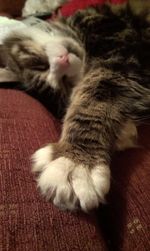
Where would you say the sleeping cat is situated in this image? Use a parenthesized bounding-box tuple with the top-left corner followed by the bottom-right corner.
(3, 1, 150, 211)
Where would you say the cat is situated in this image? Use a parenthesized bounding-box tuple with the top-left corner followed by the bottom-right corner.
(3, 1, 150, 211)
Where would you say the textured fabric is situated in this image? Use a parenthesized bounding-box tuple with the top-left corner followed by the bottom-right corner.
(98, 125, 150, 251)
(0, 91, 149, 251)
(0, 89, 106, 251)
(0, 0, 25, 17)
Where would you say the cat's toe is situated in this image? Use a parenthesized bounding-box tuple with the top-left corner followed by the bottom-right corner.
(32, 145, 54, 173)
(91, 164, 111, 202)
(37, 157, 78, 211)
(72, 164, 110, 212)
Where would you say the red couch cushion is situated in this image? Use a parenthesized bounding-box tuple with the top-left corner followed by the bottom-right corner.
(0, 89, 107, 251)
(100, 128, 150, 250)
(0, 90, 149, 251)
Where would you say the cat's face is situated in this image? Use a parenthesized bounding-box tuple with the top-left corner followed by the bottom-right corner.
(4, 34, 85, 94)
(45, 37, 85, 89)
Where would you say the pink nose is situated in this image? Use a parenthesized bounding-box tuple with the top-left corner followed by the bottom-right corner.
(58, 54, 69, 66)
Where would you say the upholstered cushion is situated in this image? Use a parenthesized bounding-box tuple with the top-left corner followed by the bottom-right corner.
(0, 0, 25, 17)
(99, 126, 150, 250)
(0, 89, 107, 251)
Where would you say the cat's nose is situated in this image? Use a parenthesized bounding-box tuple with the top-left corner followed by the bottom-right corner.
(58, 54, 69, 66)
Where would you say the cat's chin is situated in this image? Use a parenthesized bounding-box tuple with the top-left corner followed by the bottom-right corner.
(46, 74, 60, 91)
(46, 74, 76, 93)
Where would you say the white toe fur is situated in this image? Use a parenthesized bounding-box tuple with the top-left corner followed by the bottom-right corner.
(33, 147, 111, 211)
(32, 145, 53, 173)
(72, 164, 110, 211)
(72, 166, 99, 211)
(37, 157, 77, 210)
(91, 165, 110, 201)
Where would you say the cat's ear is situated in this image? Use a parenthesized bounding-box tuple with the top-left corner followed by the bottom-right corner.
(3, 33, 49, 71)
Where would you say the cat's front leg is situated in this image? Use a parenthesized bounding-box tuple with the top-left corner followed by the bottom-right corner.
(32, 119, 137, 212)
(32, 142, 110, 212)
(32, 68, 124, 212)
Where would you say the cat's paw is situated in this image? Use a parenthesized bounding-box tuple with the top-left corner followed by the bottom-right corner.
(32, 144, 110, 212)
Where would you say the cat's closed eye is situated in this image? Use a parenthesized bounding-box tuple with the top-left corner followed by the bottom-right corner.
(28, 57, 49, 71)
(64, 43, 83, 59)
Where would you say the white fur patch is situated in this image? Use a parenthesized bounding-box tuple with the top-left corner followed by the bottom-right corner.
(22, 0, 69, 17)
(32, 146, 111, 212)
(32, 145, 53, 173)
